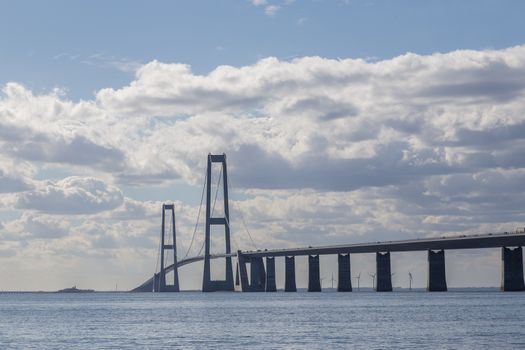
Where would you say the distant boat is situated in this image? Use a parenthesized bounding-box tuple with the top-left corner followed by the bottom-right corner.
(56, 286, 95, 293)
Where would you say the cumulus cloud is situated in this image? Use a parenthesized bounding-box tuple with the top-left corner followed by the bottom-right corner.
(0, 248, 16, 257)
(16, 177, 124, 215)
(89, 47, 525, 191)
(0, 156, 35, 193)
(250, 0, 294, 16)
(2, 45, 525, 230)
(3, 46, 525, 193)
(1, 46, 525, 289)
(101, 198, 159, 221)
(0, 84, 126, 174)
(0, 169, 32, 193)
(4, 134, 125, 172)
(265, 5, 280, 16)
(1, 213, 70, 240)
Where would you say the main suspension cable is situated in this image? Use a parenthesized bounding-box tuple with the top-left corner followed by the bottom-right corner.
(224, 214, 241, 252)
(172, 206, 184, 259)
(182, 172, 207, 260)
(227, 174, 258, 250)
(197, 238, 205, 256)
(187, 164, 222, 258)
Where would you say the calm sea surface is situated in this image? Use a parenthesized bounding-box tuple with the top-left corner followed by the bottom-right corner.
(0, 291, 524, 349)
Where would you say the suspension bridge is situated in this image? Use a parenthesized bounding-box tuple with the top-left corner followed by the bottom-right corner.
(132, 154, 525, 292)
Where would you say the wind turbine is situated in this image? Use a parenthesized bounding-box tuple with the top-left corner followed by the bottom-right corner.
(354, 272, 361, 291)
(390, 272, 395, 290)
(408, 272, 413, 291)
(330, 272, 337, 289)
(369, 273, 376, 290)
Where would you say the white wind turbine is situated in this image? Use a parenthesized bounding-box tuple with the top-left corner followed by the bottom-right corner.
(354, 272, 361, 291)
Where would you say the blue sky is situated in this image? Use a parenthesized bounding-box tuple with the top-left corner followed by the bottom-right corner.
(1, 1, 525, 291)
(2, 0, 524, 99)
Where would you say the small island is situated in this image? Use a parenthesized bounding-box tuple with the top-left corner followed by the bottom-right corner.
(56, 286, 95, 293)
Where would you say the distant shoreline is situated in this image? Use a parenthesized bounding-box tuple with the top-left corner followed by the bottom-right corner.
(0, 287, 506, 294)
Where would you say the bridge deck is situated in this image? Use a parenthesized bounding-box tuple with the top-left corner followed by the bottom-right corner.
(132, 230, 525, 291)
(241, 231, 525, 258)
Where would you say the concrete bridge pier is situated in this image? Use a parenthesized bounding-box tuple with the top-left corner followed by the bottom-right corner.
(250, 257, 266, 292)
(237, 252, 250, 291)
(266, 257, 277, 292)
(337, 253, 352, 292)
(285, 256, 297, 292)
(308, 255, 321, 292)
(376, 252, 393, 292)
(427, 250, 447, 292)
(501, 247, 525, 291)
(235, 262, 240, 287)
(237, 252, 266, 292)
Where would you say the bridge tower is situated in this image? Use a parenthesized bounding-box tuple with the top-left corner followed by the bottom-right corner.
(202, 154, 235, 292)
(155, 204, 180, 292)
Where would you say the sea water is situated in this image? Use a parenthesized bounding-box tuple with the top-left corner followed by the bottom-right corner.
(0, 291, 524, 349)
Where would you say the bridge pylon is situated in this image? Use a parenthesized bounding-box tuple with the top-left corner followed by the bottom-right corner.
(155, 204, 180, 292)
(202, 154, 235, 292)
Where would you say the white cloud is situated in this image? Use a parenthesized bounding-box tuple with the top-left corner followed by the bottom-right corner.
(0, 83, 125, 172)
(265, 5, 281, 16)
(53, 52, 142, 73)
(16, 177, 124, 215)
(1, 46, 525, 289)
(0, 155, 35, 193)
(3, 46, 525, 196)
(250, 0, 287, 16)
(100, 198, 160, 221)
(80, 53, 143, 73)
(1, 213, 70, 240)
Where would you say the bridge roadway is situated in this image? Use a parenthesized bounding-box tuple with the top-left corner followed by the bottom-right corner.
(240, 230, 525, 257)
(132, 230, 525, 291)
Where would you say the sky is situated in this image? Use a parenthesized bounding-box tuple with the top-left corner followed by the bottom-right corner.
(1, 0, 525, 291)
